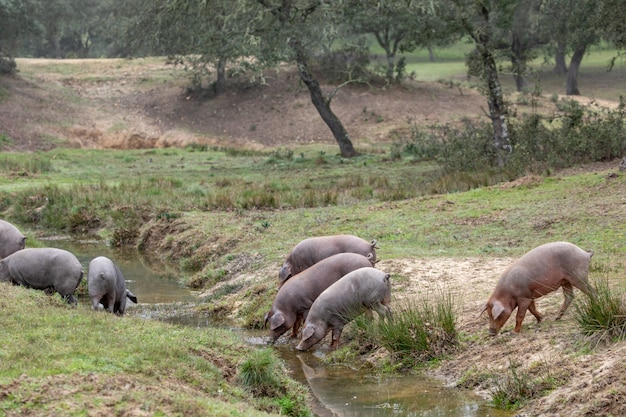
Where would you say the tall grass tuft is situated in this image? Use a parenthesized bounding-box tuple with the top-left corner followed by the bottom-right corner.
(573, 274, 626, 346)
(0, 154, 53, 173)
(354, 291, 457, 368)
(237, 348, 282, 397)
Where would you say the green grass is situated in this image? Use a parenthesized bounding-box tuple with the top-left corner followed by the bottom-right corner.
(574, 272, 626, 345)
(368, 39, 625, 101)
(348, 291, 458, 370)
(0, 284, 309, 416)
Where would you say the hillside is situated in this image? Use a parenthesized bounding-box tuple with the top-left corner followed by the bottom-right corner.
(0, 56, 594, 153)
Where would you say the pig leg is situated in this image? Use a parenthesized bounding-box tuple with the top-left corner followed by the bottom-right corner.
(514, 299, 531, 333)
(330, 326, 344, 350)
(528, 300, 543, 323)
(291, 316, 302, 338)
(555, 283, 574, 320)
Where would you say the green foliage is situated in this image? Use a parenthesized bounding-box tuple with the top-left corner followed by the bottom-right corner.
(403, 102, 626, 176)
(353, 292, 457, 369)
(574, 273, 626, 345)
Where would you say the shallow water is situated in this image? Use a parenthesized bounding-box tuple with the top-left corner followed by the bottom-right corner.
(42, 237, 196, 304)
(49, 238, 510, 417)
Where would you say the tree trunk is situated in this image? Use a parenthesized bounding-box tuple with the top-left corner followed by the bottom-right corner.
(292, 41, 357, 158)
(511, 33, 528, 92)
(482, 48, 510, 167)
(215, 59, 226, 96)
(469, 8, 511, 168)
(385, 51, 395, 83)
(566, 45, 586, 95)
(553, 41, 568, 74)
(428, 45, 435, 62)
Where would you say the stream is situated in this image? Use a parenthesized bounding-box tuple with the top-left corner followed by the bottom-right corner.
(47, 238, 511, 417)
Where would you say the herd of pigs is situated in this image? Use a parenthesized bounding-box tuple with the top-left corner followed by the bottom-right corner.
(1, 219, 595, 351)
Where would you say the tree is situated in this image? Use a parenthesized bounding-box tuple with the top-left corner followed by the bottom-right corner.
(450, 0, 512, 168)
(344, 0, 443, 84)
(541, 0, 600, 95)
(0, 0, 39, 73)
(507, 0, 549, 91)
(127, 0, 263, 96)
(257, 0, 357, 157)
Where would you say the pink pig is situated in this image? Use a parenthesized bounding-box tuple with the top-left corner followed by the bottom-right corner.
(483, 241, 594, 335)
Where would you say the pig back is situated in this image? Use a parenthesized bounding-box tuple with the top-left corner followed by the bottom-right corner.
(276, 252, 374, 310)
(310, 267, 391, 319)
(0, 220, 26, 259)
(285, 235, 376, 276)
(6, 248, 83, 291)
(500, 241, 593, 294)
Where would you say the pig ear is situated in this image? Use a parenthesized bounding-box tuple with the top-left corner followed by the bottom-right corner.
(301, 325, 315, 341)
(479, 303, 488, 317)
(492, 301, 506, 320)
(269, 312, 285, 331)
(278, 264, 291, 281)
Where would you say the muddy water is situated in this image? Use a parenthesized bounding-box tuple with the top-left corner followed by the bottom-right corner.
(51, 239, 510, 417)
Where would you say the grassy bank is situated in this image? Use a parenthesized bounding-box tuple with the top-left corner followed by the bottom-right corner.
(0, 284, 310, 416)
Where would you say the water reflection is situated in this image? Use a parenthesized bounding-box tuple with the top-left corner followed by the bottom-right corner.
(41, 237, 197, 304)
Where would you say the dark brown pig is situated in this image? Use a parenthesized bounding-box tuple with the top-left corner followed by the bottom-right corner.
(296, 267, 392, 351)
(278, 235, 377, 287)
(483, 241, 594, 335)
(265, 252, 374, 343)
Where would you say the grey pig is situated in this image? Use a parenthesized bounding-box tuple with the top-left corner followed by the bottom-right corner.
(265, 252, 374, 343)
(0, 220, 26, 259)
(278, 234, 377, 287)
(482, 241, 594, 335)
(88, 256, 137, 315)
(296, 267, 391, 351)
(0, 248, 83, 305)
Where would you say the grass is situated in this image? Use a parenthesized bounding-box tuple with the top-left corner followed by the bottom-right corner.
(574, 272, 626, 346)
(0, 284, 309, 416)
(369, 39, 626, 101)
(349, 292, 458, 370)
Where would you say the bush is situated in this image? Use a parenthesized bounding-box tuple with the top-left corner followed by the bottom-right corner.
(403, 101, 626, 179)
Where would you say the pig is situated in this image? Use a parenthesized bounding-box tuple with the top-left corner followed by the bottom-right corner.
(265, 252, 375, 343)
(482, 241, 594, 335)
(88, 256, 137, 315)
(0, 220, 26, 259)
(0, 248, 84, 305)
(278, 234, 377, 287)
(296, 267, 392, 351)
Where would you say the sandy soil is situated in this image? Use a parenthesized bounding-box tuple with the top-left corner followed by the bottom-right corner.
(1, 58, 624, 416)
